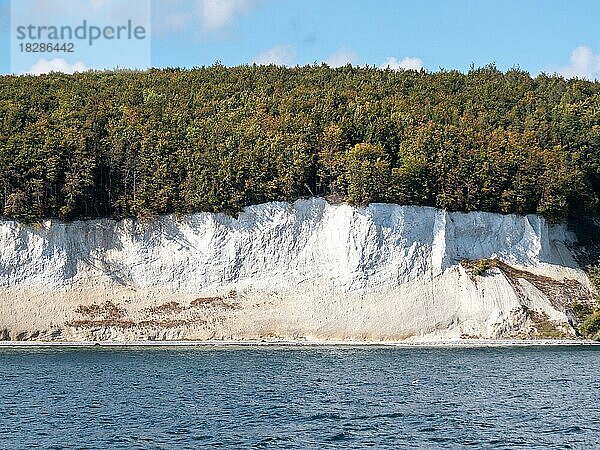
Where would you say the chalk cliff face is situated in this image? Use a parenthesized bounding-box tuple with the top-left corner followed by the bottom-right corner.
(0, 198, 595, 342)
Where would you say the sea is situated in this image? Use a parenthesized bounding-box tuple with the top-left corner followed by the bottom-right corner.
(0, 345, 599, 449)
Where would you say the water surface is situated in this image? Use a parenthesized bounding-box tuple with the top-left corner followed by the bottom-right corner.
(1, 345, 599, 449)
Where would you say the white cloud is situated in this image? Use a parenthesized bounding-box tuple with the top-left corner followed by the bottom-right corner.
(554, 46, 600, 80)
(380, 56, 424, 71)
(201, 0, 252, 30)
(326, 48, 358, 68)
(153, 0, 254, 35)
(253, 45, 295, 66)
(26, 58, 88, 75)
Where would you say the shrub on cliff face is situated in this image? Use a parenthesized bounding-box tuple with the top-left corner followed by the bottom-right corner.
(576, 265, 600, 340)
(459, 259, 493, 277)
(473, 260, 490, 276)
(572, 301, 593, 322)
(581, 312, 600, 339)
(588, 265, 600, 298)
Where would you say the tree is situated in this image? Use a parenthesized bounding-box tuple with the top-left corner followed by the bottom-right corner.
(340, 143, 391, 205)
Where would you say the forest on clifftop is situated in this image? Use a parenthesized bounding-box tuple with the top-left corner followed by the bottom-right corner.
(0, 64, 599, 223)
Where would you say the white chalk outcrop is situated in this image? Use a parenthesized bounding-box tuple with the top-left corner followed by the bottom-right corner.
(0, 198, 594, 342)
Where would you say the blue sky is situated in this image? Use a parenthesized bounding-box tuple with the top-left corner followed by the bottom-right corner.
(1, 0, 600, 78)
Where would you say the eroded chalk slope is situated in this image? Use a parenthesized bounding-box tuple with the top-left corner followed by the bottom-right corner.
(0, 198, 594, 341)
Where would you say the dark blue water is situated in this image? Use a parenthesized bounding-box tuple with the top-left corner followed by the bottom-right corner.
(1, 346, 599, 449)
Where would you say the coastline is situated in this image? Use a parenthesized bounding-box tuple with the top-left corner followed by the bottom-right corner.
(1, 339, 599, 348)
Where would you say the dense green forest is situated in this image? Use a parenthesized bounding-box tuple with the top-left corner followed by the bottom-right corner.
(0, 64, 599, 223)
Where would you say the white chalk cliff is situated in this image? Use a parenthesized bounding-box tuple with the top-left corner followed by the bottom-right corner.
(0, 198, 595, 342)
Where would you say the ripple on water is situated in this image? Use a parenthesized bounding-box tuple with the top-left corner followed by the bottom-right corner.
(0, 346, 599, 449)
